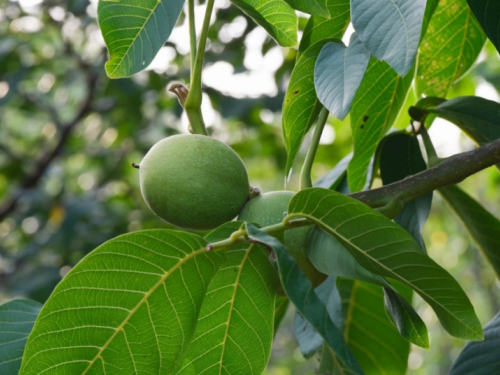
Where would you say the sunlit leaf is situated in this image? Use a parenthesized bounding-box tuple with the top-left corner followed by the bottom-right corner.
(287, 188, 483, 341)
(282, 40, 331, 175)
(0, 299, 42, 375)
(299, 0, 350, 54)
(351, 0, 426, 76)
(98, 0, 185, 78)
(315, 34, 371, 120)
(417, 0, 485, 97)
(348, 59, 414, 192)
(20, 230, 225, 375)
(230, 0, 298, 47)
(174, 222, 277, 374)
(283, 0, 329, 17)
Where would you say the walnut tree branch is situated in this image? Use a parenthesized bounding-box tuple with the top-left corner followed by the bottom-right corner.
(350, 138, 500, 215)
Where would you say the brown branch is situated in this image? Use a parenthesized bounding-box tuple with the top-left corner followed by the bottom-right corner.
(0, 72, 98, 221)
(350, 138, 500, 211)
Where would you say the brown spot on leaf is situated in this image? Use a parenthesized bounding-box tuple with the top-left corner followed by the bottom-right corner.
(293, 90, 299, 95)
(360, 124, 365, 129)
(363, 116, 369, 122)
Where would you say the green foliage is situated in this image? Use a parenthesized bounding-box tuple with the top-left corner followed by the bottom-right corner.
(466, 0, 500, 53)
(0, 299, 41, 374)
(230, 0, 298, 47)
(20, 230, 225, 374)
(350, 0, 426, 76)
(417, 0, 485, 97)
(98, 0, 185, 78)
(315, 34, 370, 120)
(282, 0, 329, 17)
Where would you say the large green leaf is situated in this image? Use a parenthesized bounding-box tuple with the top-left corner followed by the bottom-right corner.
(287, 188, 483, 341)
(0, 299, 42, 374)
(350, 0, 426, 76)
(347, 59, 414, 192)
(315, 34, 371, 120)
(174, 222, 277, 375)
(379, 132, 432, 250)
(298, 0, 350, 54)
(230, 0, 298, 47)
(98, 0, 185, 78)
(416, 0, 485, 97)
(282, 40, 330, 175)
(339, 280, 410, 375)
(274, 296, 289, 335)
(307, 228, 429, 349)
(283, 0, 329, 17)
(440, 185, 500, 279)
(450, 311, 500, 375)
(20, 230, 225, 375)
(466, 0, 500, 53)
(246, 223, 364, 375)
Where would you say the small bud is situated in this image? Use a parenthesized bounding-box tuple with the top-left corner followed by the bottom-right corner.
(248, 187, 262, 200)
(168, 83, 189, 107)
(132, 163, 140, 169)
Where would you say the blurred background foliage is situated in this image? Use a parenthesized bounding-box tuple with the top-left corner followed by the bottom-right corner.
(0, 0, 499, 374)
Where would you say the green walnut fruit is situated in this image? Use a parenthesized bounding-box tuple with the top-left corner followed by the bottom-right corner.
(140, 134, 250, 230)
(238, 191, 326, 287)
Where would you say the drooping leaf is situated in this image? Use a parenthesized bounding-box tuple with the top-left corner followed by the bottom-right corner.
(307, 228, 429, 349)
(348, 59, 414, 192)
(0, 299, 42, 375)
(350, 0, 426, 76)
(295, 277, 342, 359)
(450, 311, 500, 375)
(282, 40, 331, 175)
(283, 0, 329, 17)
(174, 222, 277, 375)
(379, 132, 432, 250)
(339, 280, 410, 375)
(318, 342, 357, 375)
(315, 34, 371, 120)
(230, 0, 298, 47)
(416, 0, 486, 97)
(245, 223, 364, 375)
(466, 0, 500, 53)
(274, 296, 289, 335)
(20, 230, 225, 375)
(440, 185, 500, 280)
(98, 0, 185, 78)
(299, 0, 350, 54)
(287, 188, 483, 341)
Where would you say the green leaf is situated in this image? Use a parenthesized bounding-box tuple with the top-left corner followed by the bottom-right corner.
(282, 40, 331, 175)
(440, 185, 500, 280)
(350, 0, 426, 76)
(314, 153, 353, 190)
(287, 188, 483, 341)
(283, 0, 329, 17)
(315, 34, 371, 120)
(0, 299, 42, 375)
(274, 296, 289, 335)
(230, 0, 298, 47)
(379, 132, 432, 250)
(295, 277, 342, 359)
(174, 222, 277, 375)
(466, 0, 500, 54)
(306, 228, 429, 348)
(416, 0, 485, 97)
(348, 59, 414, 192)
(246, 223, 364, 375)
(423, 96, 500, 147)
(450, 311, 500, 375)
(299, 0, 350, 54)
(339, 280, 410, 375)
(20, 230, 225, 375)
(318, 342, 357, 375)
(98, 0, 185, 78)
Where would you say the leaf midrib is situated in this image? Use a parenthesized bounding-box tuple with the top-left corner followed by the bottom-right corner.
(81, 246, 208, 374)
